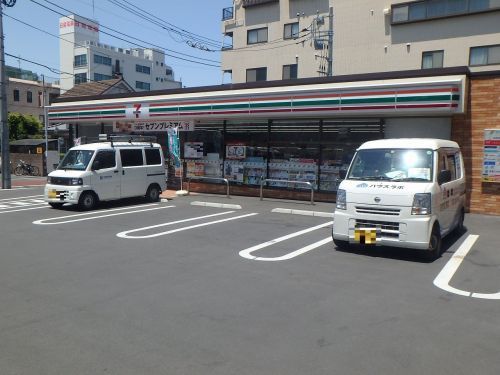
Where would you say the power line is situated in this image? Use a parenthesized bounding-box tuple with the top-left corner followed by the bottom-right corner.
(106, 0, 221, 49)
(28, 0, 221, 67)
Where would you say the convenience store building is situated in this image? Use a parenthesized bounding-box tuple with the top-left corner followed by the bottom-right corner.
(48, 67, 500, 215)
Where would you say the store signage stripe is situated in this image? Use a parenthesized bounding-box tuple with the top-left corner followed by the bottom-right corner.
(48, 105, 126, 113)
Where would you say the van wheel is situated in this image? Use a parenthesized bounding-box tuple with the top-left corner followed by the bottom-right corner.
(333, 238, 350, 250)
(425, 224, 442, 261)
(49, 202, 64, 209)
(455, 209, 465, 234)
(79, 192, 97, 211)
(146, 184, 161, 202)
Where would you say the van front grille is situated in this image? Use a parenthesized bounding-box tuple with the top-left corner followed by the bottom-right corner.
(355, 206, 401, 216)
(50, 177, 72, 186)
(355, 219, 400, 238)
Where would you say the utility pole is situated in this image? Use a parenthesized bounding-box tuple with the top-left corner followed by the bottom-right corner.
(42, 74, 48, 175)
(327, 6, 333, 77)
(0, 0, 16, 189)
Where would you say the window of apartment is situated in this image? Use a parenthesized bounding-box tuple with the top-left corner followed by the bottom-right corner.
(135, 81, 151, 90)
(13, 89, 19, 102)
(247, 27, 268, 44)
(283, 64, 298, 79)
(136, 64, 151, 74)
(74, 73, 87, 85)
(74, 54, 87, 67)
(392, 0, 500, 24)
(94, 54, 112, 66)
(470, 44, 500, 66)
(422, 50, 444, 68)
(166, 68, 173, 76)
(94, 73, 112, 81)
(246, 67, 267, 82)
(284, 22, 299, 40)
(27, 91, 33, 103)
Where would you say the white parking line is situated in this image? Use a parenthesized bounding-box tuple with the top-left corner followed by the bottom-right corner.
(33, 204, 174, 225)
(433, 234, 500, 300)
(239, 221, 333, 261)
(0, 194, 44, 201)
(117, 212, 258, 239)
(0, 205, 49, 214)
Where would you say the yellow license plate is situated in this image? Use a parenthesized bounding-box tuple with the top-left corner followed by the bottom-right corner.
(353, 228, 379, 245)
(48, 190, 57, 199)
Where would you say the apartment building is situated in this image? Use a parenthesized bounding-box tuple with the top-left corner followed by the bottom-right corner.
(221, 0, 332, 83)
(333, 0, 500, 75)
(7, 77, 60, 122)
(59, 15, 182, 93)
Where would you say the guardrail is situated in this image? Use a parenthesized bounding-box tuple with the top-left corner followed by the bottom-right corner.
(260, 179, 315, 205)
(187, 176, 230, 198)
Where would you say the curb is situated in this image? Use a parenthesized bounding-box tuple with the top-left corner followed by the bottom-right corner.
(191, 201, 242, 210)
(271, 208, 333, 218)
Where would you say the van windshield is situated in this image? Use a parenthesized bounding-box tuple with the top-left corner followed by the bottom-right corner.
(58, 150, 95, 171)
(347, 148, 434, 182)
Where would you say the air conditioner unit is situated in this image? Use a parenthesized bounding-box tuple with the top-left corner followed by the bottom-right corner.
(383, 8, 391, 15)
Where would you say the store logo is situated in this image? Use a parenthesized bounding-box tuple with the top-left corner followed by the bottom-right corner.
(374, 197, 381, 203)
(356, 183, 369, 188)
(126, 103, 149, 119)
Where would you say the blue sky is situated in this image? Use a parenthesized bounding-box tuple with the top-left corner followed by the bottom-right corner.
(3, 0, 230, 87)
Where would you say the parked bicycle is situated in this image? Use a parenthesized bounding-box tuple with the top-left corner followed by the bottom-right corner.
(14, 160, 40, 176)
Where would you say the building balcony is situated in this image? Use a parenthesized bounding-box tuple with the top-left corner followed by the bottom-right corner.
(242, 0, 278, 8)
(222, 7, 234, 21)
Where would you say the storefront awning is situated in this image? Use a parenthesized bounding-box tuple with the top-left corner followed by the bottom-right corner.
(48, 73, 466, 124)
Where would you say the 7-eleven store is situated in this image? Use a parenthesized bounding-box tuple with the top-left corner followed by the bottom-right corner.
(48, 67, 500, 215)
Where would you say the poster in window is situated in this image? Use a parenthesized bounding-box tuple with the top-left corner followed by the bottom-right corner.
(184, 142, 204, 159)
(226, 144, 246, 160)
(482, 129, 500, 182)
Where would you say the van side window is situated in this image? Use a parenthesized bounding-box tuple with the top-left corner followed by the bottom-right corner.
(446, 154, 457, 181)
(145, 148, 161, 165)
(120, 149, 144, 167)
(94, 150, 116, 169)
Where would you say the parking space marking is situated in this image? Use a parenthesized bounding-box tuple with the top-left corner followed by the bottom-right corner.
(433, 234, 500, 300)
(33, 204, 174, 225)
(0, 195, 48, 213)
(239, 221, 333, 261)
(117, 211, 258, 239)
(0, 194, 44, 201)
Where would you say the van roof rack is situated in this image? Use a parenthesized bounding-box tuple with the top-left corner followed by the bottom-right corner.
(99, 134, 157, 147)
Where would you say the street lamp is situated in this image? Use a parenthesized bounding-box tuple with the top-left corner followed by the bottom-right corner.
(0, 0, 17, 189)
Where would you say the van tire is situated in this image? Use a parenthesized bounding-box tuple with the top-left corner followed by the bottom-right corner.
(79, 191, 98, 211)
(425, 224, 442, 261)
(333, 238, 350, 250)
(49, 202, 64, 209)
(146, 184, 161, 202)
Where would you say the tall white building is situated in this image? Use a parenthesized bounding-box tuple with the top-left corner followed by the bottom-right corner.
(59, 15, 182, 93)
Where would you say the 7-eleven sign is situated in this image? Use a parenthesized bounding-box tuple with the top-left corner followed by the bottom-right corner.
(126, 103, 150, 119)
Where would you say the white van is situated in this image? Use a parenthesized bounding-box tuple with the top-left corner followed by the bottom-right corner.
(44, 140, 167, 210)
(332, 138, 465, 259)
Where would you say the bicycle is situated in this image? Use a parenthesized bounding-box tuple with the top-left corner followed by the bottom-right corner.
(14, 160, 40, 176)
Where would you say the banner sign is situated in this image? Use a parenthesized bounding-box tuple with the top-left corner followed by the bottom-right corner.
(114, 120, 194, 133)
(167, 128, 181, 169)
(482, 129, 500, 183)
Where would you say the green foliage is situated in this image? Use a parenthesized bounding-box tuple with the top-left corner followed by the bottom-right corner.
(8, 112, 43, 140)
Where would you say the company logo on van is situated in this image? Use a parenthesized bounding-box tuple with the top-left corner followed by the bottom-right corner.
(356, 183, 369, 188)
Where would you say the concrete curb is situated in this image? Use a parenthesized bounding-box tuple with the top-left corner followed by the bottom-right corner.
(191, 201, 242, 210)
(271, 208, 333, 218)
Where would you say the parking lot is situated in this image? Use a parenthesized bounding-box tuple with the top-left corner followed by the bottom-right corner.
(1, 185, 499, 375)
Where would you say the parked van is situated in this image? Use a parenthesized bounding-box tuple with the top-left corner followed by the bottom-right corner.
(44, 139, 167, 210)
(332, 138, 465, 259)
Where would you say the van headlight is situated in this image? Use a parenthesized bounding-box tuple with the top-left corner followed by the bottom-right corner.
(70, 178, 83, 186)
(47, 176, 52, 183)
(336, 189, 347, 210)
(411, 193, 431, 215)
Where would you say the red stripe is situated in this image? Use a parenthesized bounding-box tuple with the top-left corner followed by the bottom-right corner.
(48, 105, 125, 113)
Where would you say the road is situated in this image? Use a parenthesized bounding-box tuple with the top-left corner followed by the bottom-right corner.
(0, 186, 499, 375)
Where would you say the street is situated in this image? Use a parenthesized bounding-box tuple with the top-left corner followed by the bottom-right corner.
(0, 186, 499, 375)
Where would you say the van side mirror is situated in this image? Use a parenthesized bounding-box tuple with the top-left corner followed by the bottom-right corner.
(339, 170, 347, 179)
(438, 170, 451, 185)
(92, 160, 101, 170)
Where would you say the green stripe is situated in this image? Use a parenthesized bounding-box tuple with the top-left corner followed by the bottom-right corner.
(150, 107, 178, 112)
(341, 97, 395, 104)
(293, 99, 341, 106)
(249, 101, 289, 108)
(396, 95, 453, 103)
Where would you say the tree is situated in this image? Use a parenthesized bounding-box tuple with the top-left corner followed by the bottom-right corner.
(8, 112, 43, 140)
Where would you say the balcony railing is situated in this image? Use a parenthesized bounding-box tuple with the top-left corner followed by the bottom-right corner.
(222, 7, 234, 21)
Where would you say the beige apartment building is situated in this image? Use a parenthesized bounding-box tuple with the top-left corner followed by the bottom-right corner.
(7, 78, 60, 122)
(221, 0, 333, 83)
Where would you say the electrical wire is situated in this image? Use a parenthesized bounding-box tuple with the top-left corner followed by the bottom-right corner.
(29, 0, 221, 67)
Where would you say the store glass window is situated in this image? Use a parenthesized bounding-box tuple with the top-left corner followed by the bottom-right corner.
(320, 120, 383, 191)
(224, 120, 268, 185)
(184, 121, 224, 179)
(268, 120, 320, 190)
